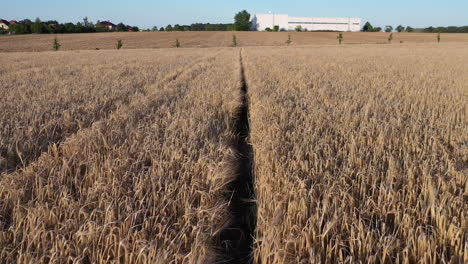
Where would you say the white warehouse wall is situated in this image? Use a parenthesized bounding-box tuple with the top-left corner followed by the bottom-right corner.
(251, 14, 361, 32)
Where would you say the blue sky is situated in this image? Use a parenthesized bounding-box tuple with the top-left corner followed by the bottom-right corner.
(2, 0, 467, 29)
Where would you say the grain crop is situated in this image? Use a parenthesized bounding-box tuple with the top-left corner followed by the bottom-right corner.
(243, 44, 467, 263)
(0, 49, 243, 263)
(0, 38, 467, 264)
(0, 49, 210, 173)
(1, 32, 468, 52)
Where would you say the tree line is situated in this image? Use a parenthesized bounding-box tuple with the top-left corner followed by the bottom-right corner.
(0, 17, 139, 35)
(422, 26, 468, 33)
(362, 22, 468, 33)
(3, 11, 466, 35)
(153, 10, 252, 32)
(153, 23, 236, 32)
(362, 22, 414, 32)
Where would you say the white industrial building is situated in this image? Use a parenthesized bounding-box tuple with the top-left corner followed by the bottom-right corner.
(251, 14, 361, 32)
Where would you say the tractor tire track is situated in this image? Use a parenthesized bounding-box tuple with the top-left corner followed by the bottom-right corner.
(218, 49, 257, 264)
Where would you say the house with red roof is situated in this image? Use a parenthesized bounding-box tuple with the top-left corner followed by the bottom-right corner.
(98, 21, 116, 30)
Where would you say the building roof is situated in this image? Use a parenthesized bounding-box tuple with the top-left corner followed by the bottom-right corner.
(0, 19, 10, 25)
(99, 21, 116, 26)
(9, 20, 18, 24)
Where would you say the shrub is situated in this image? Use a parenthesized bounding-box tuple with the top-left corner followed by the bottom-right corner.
(175, 38, 180, 48)
(265, 27, 272, 32)
(388, 33, 393, 43)
(273, 25, 279, 32)
(116, 39, 123, 49)
(295, 25, 302, 32)
(232, 35, 237, 47)
(337, 33, 343, 44)
(53, 38, 61, 51)
(437, 32, 441, 43)
(286, 34, 292, 46)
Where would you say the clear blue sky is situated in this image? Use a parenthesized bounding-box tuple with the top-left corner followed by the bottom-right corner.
(2, 0, 467, 29)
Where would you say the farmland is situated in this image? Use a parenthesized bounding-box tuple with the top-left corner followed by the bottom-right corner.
(0, 37, 467, 264)
(244, 44, 467, 263)
(1, 31, 468, 52)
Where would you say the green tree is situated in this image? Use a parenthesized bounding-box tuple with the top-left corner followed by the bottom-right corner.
(337, 33, 343, 44)
(385, 25, 393, 32)
(165, 24, 173, 31)
(19, 19, 33, 33)
(362, 22, 374, 32)
(374, 27, 382, 32)
(226, 24, 236, 31)
(234, 10, 252, 31)
(75, 22, 86, 33)
(396, 25, 405, 32)
(63, 23, 76, 33)
(159, 27, 165, 31)
(116, 23, 127, 32)
(96, 21, 107, 32)
(273, 25, 279, 32)
(9, 24, 30, 34)
(83, 17, 90, 28)
(405, 26, 414, 32)
(424, 26, 435, 33)
(82, 17, 95, 32)
(174, 24, 182, 31)
(31, 18, 46, 34)
(295, 25, 302, 32)
(53, 38, 61, 51)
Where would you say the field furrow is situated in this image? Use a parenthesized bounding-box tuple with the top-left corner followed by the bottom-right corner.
(244, 45, 467, 263)
(217, 50, 256, 263)
(0, 49, 242, 263)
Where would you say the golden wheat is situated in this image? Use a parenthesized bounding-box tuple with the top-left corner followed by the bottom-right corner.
(1, 32, 468, 52)
(0, 48, 242, 263)
(244, 44, 467, 263)
(0, 41, 466, 264)
(0, 48, 213, 173)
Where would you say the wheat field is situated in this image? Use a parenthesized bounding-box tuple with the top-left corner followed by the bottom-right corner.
(1, 32, 468, 52)
(0, 38, 467, 264)
(244, 44, 467, 263)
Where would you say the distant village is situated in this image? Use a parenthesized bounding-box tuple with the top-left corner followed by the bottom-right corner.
(0, 18, 140, 34)
(2, 14, 467, 35)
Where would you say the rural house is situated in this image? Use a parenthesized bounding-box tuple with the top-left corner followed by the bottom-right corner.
(98, 21, 116, 30)
(0, 19, 10, 30)
(9, 20, 18, 25)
